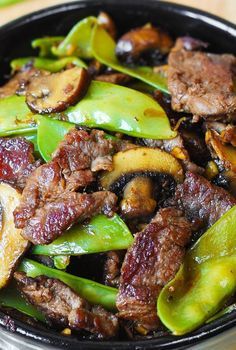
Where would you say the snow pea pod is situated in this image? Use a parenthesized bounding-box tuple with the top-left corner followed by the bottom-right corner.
(0, 96, 37, 136)
(65, 81, 176, 139)
(32, 213, 133, 256)
(158, 206, 236, 335)
(19, 259, 118, 311)
(11, 56, 86, 73)
(52, 17, 97, 59)
(32, 36, 64, 57)
(0, 282, 45, 322)
(91, 25, 168, 93)
(37, 116, 74, 161)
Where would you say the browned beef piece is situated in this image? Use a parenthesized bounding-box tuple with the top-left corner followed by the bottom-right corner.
(14, 272, 118, 338)
(104, 251, 125, 288)
(116, 208, 191, 331)
(14, 128, 117, 244)
(21, 191, 117, 245)
(167, 171, 236, 231)
(0, 137, 40, 189)
(168, 38, 236, 116)
(52, 128, 115, 174)
(0, 68, 46, 98)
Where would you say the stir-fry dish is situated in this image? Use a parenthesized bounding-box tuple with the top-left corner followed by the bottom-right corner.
(0, 12, 236, 341)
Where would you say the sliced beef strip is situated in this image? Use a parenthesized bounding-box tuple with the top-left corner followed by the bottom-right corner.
(116, 208, 191, 331)
(168, 38, 236, 116)
(14, 272, 118, 339)
(0, 137, 40, 189)
(22, 191, 117, 245)
(14, 128, 118, 244)
(166, 171, 236, 231)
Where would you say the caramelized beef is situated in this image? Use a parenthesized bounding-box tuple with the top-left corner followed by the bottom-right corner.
(14, 272, 118, 338)
(53, 128, 115, 174)
(168, 38, 236, 116)
(14, 129, 117, 244)
(0, 137, 40, 189)
(116, 208, 191, 331)
(167, 171, 236, 231)
(21, 191, 117, 245)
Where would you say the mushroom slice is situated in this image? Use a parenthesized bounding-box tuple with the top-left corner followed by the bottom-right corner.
(116, 25, 173, 65)
(206, 130, 236, 173)
(26, 67, 90, 114)
(120, 176, 156, 219)
(97, 11, 117, 39)
(0, 183, 29, 289)
(100, 147, 183, 191)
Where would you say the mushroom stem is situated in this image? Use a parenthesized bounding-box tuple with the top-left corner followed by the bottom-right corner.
(120, 176, 156, 219)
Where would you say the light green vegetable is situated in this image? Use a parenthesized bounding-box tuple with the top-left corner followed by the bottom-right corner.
(65, 81, 176, 139)
(32, 36, 64, 57)
(158, 206, 236, 335)
(19, 259, 118, 311)
(32, 213, 133, 256)
(52, 17, 97, 59)
(0, 96, 37, 136)
(91, 25, 168, 93)
(11, 56, 86, 73)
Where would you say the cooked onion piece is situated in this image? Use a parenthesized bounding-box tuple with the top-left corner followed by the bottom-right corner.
(0, 183, 29, 289)
(26, 67, 90, 114)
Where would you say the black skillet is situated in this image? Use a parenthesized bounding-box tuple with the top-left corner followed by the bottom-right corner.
(0, 1, 236, 349)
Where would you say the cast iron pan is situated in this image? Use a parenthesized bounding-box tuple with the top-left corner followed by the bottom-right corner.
(0, 1, 235, 349)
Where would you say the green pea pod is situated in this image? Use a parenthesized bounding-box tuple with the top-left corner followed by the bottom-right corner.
(37, 116, 74, 161)
(32, 36, 64, 57)
(11, 56, 87, 73)
(159, 256, 236, 335)
(65, 81, 176, 139)
(52, 17, 97, 59)
(0, 96, 37, 136)
(32, 213, 133, 256)
(0, 282, 45, 322)
(19, 259, 118, 311)
(158, 206, 236, 335)
(91, 25, 168, 93)
(24, 131, 38, 152)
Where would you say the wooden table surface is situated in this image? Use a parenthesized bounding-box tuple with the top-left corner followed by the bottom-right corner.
(0, 0, 235, 26)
